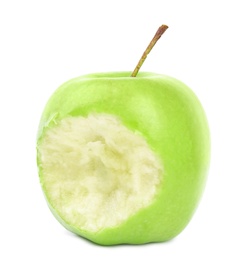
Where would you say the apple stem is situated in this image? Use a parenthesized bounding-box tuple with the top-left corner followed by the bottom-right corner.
(131, 25, 168, 77)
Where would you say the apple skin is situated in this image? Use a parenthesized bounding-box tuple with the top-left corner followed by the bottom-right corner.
(37, 71, 210, 245)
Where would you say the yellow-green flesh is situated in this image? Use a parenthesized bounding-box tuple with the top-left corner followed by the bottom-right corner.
(39, 114, 163, 233)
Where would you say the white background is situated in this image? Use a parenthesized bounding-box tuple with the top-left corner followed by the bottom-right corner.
(1, 0, 246, 259)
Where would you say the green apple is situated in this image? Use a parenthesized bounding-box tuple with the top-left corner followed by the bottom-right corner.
(37, 25, 210, 245)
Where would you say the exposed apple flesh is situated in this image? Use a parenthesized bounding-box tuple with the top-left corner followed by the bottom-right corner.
(39, 113, 163, 233)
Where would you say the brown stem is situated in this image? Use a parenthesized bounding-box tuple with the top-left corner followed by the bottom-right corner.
(131, 24, 168, 77)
